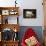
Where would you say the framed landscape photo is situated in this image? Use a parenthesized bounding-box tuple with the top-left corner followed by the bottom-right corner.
(23, 9, 36, 18)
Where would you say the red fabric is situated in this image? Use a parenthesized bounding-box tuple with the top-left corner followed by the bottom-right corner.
(21, 28, 41, 46)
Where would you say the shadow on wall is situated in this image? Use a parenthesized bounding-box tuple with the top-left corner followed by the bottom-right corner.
(18, 26, 44, 44)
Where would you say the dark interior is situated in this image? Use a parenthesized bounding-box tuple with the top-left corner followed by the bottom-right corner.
(1, 28, 18, 41)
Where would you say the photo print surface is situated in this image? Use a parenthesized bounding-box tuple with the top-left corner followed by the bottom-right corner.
(23, 9, 36, 18)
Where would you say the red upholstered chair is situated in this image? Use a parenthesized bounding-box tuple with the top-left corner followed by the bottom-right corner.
(21, 28, 41, 46)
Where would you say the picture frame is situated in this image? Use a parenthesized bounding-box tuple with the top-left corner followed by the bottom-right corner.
(9, 10, 18, 15)
(9, 11, 18, 15)
(2, 10, 9, 15)
(23, 9, 36, 18)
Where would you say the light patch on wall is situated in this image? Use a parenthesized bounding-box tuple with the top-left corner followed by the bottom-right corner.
(17, 0, 24, 7)
(0, 0, 15, 7)
(0, 0, 22, 7)
(0, 0, 15, 1)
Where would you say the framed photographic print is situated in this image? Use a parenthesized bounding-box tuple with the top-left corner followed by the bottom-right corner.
(23, 9, 36, 18)
(2, 10, 9, 15)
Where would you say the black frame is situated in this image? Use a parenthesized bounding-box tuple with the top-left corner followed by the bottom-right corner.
(23, 9, 36, 18)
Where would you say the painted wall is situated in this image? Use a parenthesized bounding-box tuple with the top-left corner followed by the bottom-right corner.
(0, 0, 44, 26)
(18, 0, 44, 26)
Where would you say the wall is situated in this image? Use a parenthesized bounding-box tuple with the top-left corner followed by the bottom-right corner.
(18, 0, 44, 26)
(0, 0, 44, 26)
(0, 0, 15, 7)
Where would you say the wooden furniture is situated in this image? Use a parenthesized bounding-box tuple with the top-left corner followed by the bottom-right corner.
(0, 41, 2, 46)
(0, 7, 19, 46)
(43, 0, 46, 46)
(2, 41, 19, 46)
(0, 24, 19, 32)
(43, 0, 46, 26)
(0, 41, 19, 46)
(0, 7, 19, 24)
(44, 29, 46, 46)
